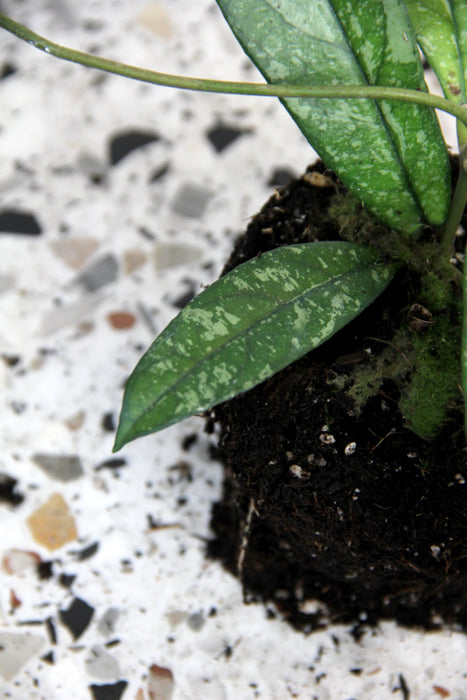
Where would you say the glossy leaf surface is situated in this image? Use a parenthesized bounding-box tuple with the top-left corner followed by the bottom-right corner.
(215, 0, 451, 231)
(451, 1, 467, 96)
(114, 243, 397, 450)
(405, 0, 465, 102)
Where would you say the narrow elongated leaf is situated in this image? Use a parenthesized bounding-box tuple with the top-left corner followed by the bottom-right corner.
(114, 243, 397, 450)
(405, 0, 465, 102)
(331, 0, 451, 226)
(216, 0, 451, 231)
(451, 1, 467, 94)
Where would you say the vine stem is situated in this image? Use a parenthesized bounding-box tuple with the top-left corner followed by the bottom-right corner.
(2, 12, 467, 128)
(441, 119, 467, 254)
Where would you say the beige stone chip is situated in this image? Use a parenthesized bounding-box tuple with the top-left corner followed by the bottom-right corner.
(27, 493, 78, 551)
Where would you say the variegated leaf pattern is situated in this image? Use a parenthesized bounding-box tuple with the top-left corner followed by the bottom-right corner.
(216, 0, 451, 231)
(114, 243, 397, 449)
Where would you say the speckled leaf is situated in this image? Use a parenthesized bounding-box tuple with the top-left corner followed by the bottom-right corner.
(114, 243, 397, 449)
(215, 0, 451, 232)
(451, 1, 467, 93)
(405, 0, 465, 102)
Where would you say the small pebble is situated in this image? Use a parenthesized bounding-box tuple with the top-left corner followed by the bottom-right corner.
(153, 242, 203, 270)
(138, 2, 173, 38)
(107, 311, 136, 329)
(289, 464, 310, 480)
(71, 541, 99, 561)
(267, 167, 296, 187)
(27, 493, 78, 551)
(109, 130, 160, 165)
(0, 632, 45, 681)
(320, 433, 336, 445)
(165, 610, 187, 627)
(206, 123, 249, 152)
(40, 295, 104, 335)
(10, 590, 21, 609)
(101, 413, 115, 432)
(59, 597, 94, 640)
(0, 62, 16, 79)
(123, 248, 147, 274)
(0, 472, 24, 505)
(344, 442, 357, 456)
(0, 209, 42, 235)
(64, 411, 86, 431)
(89, 680, 128, 700)
(148, 664, 175, 700)
(77, 254, 119, 292)
(168, 281, 197, 309)
(77, 152, 107, 183)
(50, 238, 99, 270)
(31, 454, 84, 482)
(98, 608, 120, 637)
(2, 549, 41, 575)
(0, 273, 14, 294)
(171, 182, 210, 218)
(187, 611, 205, 631)
(85, 644, 120, 681)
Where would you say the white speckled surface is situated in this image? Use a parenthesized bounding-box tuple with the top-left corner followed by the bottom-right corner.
(0, 1, 466, 699)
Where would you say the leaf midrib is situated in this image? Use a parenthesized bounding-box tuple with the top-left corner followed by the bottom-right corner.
(135, 259, 387, 424)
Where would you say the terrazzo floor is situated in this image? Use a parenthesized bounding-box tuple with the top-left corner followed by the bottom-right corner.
(0, 1, 466, 698)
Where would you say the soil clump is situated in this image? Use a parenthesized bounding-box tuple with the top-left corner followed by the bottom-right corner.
(208, 161, 467, 633)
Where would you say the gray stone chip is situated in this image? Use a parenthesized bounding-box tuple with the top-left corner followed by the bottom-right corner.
(31, 454, 84, 481)
(77, 254, 119, 292)
(0, 632, 45, 681)
(171, 182, 210, 218)
(85, 644, 120, 681)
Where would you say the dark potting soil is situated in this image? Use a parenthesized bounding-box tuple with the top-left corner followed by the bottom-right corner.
(207, 161, 467, 633)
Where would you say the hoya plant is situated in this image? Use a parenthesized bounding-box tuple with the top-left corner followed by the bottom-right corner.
(2, 1, 467, 450)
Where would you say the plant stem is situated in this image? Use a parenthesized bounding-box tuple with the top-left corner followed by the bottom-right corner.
(441, 151, 467, 255)
(2, 13, 467, 128)
(441, 121, 467, 254)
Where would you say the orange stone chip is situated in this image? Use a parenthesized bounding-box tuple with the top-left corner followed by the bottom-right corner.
(27, 493, 78, 551)
(107, 311, 136, 330)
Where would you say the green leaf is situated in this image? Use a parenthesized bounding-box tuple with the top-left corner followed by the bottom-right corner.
(215, 0, 451, 231)
(451, 1, 467, 95)
(405, 0, 465, 102)
(114, 243, 397, 450)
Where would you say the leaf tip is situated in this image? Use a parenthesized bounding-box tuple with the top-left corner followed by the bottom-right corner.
(112, 418, 130, 453)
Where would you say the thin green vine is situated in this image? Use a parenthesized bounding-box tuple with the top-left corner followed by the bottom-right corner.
(1, 13, 467, 127)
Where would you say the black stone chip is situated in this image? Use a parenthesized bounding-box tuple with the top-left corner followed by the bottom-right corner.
(37, 560, 54, 579)
(45, 617, 57, 644)
(41, 651, 55, 665)
(70, 541, 99, 561)
(1, 354, 21, 367)
(171, 283, 197, 309)
(89, 681, 128, 700)
(206, 123, 250, 152)
(109, 130, 160, 165)
(0, 210, 42, 235)
(0, 472, 24, 506)
(149, 162, 170, 182)
(267, 168, 296, 188)
(0, 62, 17, 79)
(59, 597, 94, 640)
(95, 458, 127, 471)
(58, 572, 77, 589)
(101, 413, 116, 432)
